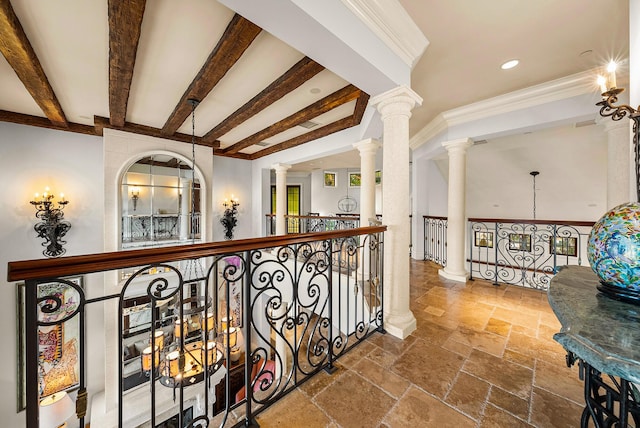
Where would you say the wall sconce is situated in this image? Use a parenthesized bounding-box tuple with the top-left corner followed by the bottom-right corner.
(596, 61, 640, 200)
(130, 186, 140, 211)
(30, 187, 71, 258)
(220, 195, 239, 240)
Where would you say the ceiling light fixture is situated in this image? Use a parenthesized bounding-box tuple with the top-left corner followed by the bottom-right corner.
(596, 60, 640, 200)
(500, 59, 519, 70)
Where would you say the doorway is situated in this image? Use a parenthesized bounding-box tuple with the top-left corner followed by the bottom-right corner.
(271, 185, 301, 233)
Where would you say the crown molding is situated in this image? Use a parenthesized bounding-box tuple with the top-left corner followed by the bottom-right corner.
(340, 0, 429, 68)
(410, 69, 598, 150)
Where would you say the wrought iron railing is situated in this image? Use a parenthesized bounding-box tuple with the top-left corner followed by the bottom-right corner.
(265, 214, 360, 236)
(422, 215, 595, 289)
(468, 218, 594, 290)
(423, 216, 448, 266)
(122, 213, 201, 246)
(9, 226, 385, 428)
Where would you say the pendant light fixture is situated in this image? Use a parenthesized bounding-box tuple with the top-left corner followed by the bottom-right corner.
(338, 168, 357, 213)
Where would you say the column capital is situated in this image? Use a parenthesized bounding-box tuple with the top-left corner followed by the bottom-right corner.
(370, 85, 423, 119)
(353, 138, 381, 155)
(271, 163, 292, 173)
(597, 116, 631, 133)
(442, 138, 473, 153)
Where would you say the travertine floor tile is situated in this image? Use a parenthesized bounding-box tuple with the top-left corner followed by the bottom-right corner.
(384, 386, 476, 428)
(314, 371, 395, 428)
(445, 372, 491, 419)
(463, 349, 533, 399)
(530, 387, 583, 428)
(256, 389, 330, 428)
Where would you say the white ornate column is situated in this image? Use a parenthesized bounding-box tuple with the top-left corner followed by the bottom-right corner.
(439, 138, 473, 282)
(600, 119, 631, 208)
(272, 163, 291, 235)
(353, 138, 381, 223)
(371, 85, 422, 339)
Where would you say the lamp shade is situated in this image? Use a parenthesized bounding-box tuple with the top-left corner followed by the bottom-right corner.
(152, 330, 164, 350)
(201, 311, 215, 332)
(40, 391, 74, 428)
(142, 346, 159, 371)
(223, 326, 237, 348)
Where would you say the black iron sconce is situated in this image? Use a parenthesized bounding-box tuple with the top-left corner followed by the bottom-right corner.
(30, 187, 71, 257)
(131, 186, 140, 211)
(220, 195, 239, 240)
(596, 61, 640, 200)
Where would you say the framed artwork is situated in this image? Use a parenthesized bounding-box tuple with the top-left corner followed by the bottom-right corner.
(349, 172, 361, 187)
(508, 234, 531, 252)
(474, 231, 494, 248)
(17, 276, 83, 411)
(323, 171, 337, 188)
(375, 170, 382, 185)
(550, 236, 577, 256)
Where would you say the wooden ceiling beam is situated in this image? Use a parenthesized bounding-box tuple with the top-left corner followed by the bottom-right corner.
(0, 110, 92, 135)
(222, 84, 361, 155)
(108, 0, 146, 127)
(94, 116, 220, 148)
(0, 0, 67, 127)
(204, 56, 324, 142)
(352, 91, 370, 123)
(249, 117, 354, 160)
(161, 14, 261, 136)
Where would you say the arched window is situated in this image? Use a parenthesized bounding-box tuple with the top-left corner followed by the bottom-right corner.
(121, 154, 201, 248)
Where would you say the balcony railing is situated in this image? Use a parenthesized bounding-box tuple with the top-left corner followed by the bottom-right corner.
(122, 213, 201, 247)
(265, 214, 360, 235)
(9, 226, 385, 428)
(423, 215, 594, 290)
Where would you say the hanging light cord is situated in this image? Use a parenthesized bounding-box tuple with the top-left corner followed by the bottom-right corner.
(530, 171, 539, 220)
(189, 99, 199, 244)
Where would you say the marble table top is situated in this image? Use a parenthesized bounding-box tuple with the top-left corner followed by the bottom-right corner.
(548, 265, 640, 384)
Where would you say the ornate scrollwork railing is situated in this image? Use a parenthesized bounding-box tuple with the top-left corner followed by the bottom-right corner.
(468, 218, 594, 290)
(423, 216, 448, 266)
(10, 226, 384, 428)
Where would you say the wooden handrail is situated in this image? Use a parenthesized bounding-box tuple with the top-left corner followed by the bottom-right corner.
(423, 215, 594, 227)
(8, 226, 386, 282)
(468, 218, 595, 227)
(264, 214, 361, 220)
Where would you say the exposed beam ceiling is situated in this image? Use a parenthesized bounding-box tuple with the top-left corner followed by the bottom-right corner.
(249, 117, 353, 159)
(108, 0, 146, 127)
(161, 14, 261, 136)
(222, 84, 361, 155)
(0, 0, 67, 127)
(203, 56, 324, 142)
(0, 109, 93, 135)
(94, 116, 219, 148)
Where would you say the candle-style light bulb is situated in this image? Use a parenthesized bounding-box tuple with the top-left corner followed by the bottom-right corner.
(597, 75, 607, 94)
(606, 61, 617, 90)
(34, 192, 39, 199)
(59, 193, 65, 202)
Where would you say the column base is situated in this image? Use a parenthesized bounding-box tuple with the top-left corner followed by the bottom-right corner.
(438, 268, 469, 283)
(383, 311, 416, 339)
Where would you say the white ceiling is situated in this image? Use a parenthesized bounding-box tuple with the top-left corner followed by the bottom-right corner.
(0, 0, 630, 169)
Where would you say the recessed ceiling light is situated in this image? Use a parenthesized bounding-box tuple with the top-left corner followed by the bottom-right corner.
(501, 59, 519, 70)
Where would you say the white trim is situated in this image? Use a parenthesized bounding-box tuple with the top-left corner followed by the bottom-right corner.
(340, 0, 429, 68)
(410, 69, 598, 150)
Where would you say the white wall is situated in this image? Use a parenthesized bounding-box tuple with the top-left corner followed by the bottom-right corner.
(464, 124, 607, 221)
(212, 156, 253, 241)
(310, 168, 362, 216)
(0, 122, 104, 427)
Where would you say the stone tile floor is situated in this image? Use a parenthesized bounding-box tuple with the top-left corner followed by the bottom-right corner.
(253, 260, 585, 427)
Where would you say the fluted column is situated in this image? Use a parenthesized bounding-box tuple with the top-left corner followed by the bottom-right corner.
(353, 138, 381, 223)
(439, 138, 473, 282)
(371, 85, 422, 339)
(600, 119, 632, 208)
(272, 163, 291, 235)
